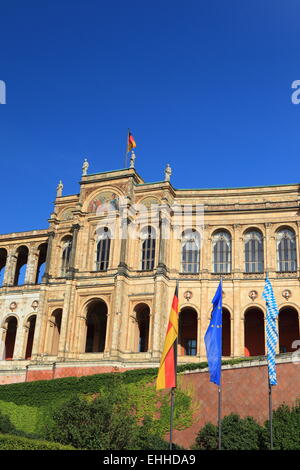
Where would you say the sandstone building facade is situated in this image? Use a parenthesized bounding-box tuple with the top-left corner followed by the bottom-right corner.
(0, 164, 300, 377)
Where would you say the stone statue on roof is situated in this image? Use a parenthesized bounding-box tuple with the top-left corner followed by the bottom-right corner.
(164, 163, 172, 182)
(82, 158, 89, 176)
(56, 180, 63, 198)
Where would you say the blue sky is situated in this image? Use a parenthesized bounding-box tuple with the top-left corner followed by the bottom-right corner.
(1, 0, 300, 234)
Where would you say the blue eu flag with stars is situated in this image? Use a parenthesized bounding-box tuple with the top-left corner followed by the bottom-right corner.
(204, 280, 223, 386)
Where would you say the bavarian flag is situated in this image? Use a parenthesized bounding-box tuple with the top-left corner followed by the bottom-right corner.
(156, 284, 179, 390)
(127, 131, 137, 153)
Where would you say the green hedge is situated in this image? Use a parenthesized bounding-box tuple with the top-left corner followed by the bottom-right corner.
(0, 356, 263, 407)
(0, 433, 76, 450)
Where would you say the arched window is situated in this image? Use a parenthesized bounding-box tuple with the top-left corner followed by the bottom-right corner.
(279, 307, 300, 353)
(134, 303, 150, 352)
(244, 230, 264, 273)
(212, 230, 231, 273)
(140, 226, 156, 271)
(85, 300, 107, 353)
(222, 308, 231, 356)
(14, 246, 29, 286)
(0, 248, 7, 287)
(178, 307, 198, 356)
(277, 228, 297, 272)
(49, 309, 62, 356)
(61, 237, 72, 277)
(24, 315, 36, 359)
(4, 317, 18, 360)
(181, 229, 200, 273)
(96, 228, 111, 271)
(35, 243, 48, 284)
(244, 308, 265, 356)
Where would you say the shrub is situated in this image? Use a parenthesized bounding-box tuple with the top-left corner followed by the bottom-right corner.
(262, 402, 300, 450)
(0, 411, 17, 435)
(46, 383, 179, 451)
(194, 414, 263, 450)
(0, 433, 75, 450)
(47, 388, 144, 450)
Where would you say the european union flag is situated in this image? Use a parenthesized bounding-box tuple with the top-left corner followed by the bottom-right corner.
(204, 280, 223, 386)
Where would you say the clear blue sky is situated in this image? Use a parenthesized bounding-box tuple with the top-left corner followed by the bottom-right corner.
(1, 0, 300, 234)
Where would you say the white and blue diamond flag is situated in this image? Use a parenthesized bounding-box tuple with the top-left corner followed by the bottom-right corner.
(262, 277, 279, 386)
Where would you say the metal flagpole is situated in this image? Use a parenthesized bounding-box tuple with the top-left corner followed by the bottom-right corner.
(269, 377, 273, 450)
(169, 387, 175, 450)
(218, 275, 223, 450)
(218, 382, 222, 450)
(265, 271, 273, 451)
(169, 283, 179, 451)
(124, 130, 129, 168)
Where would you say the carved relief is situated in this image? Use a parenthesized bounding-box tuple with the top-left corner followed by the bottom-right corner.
(249, 290, 258, 301)
(282, 289, 292, 300)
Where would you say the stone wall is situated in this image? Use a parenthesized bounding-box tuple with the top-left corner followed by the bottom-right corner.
(173, 358, 300, 448)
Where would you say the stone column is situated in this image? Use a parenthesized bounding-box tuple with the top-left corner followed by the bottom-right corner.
(12, 321, 25, 360)
(157, 206, 169, 275)
(24, 248, 39, 285)
(42, 232, 55, 282)
(67, 224, 80, 279)
(2, 249, 14, 287)
(0, 327, 6, 359)
(58, 281, 76, 359)
(200, 281, 210, 358)
(240, 314, 245, 357)
(31, 284, 48, 359)
(204, 225, 212, 276)
(296, 221, 300, 277)
(6, 251, 18, 286)
(110, 276, 125, 358)
(233, 224, 243, 276)
(265, 223, 275, 274)
(110, 209, 130, 357)
(196, 310, 201, 357)
(233, 280, 242, 357)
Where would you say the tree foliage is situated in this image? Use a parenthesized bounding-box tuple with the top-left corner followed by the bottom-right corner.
(46, 380, 173, 450)
(194, 404, 300, 450)
(194, 414, 263, 450)
(262, 402, 300, 450)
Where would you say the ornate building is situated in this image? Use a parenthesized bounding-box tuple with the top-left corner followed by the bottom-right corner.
(0, 161, 300, 377)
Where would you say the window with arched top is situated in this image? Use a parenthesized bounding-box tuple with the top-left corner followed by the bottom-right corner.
(0, 248, 7, 287)
(181, 229, 200, 273)
(14, 246, 29, 286)
(140, 226, 156, 271)
(277, 228, 297, 272)
(244, 230, 264, 273)
(212, 230, 231, 273)
(35, 243, 48, 284)
(96, 228, 111, 271)
(61, 237, 72, 277)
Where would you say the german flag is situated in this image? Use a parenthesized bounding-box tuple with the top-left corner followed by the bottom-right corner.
(127, 131, 137, 153)
(156, 285, 179, 390)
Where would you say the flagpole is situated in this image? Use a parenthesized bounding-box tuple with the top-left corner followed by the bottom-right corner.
(269, 376, 273, 450)
(169, 386, 175, 450)
(218, 275, 223, 450)
(265, 271, 273, 450)
(125, 129, 129, 168)
(169, 281, 179, 451)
